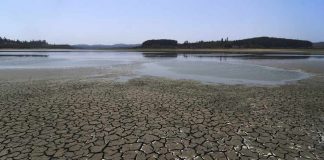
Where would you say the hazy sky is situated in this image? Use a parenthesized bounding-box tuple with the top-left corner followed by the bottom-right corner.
(1, 0, 323, 44)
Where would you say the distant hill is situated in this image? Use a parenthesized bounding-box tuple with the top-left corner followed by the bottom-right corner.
(0, 37, 140, 49)
(141, 39, 178, 48)
(140, 37, 313, 49)
(1, 36, 315, 50)
(73, 44, 140, 49)
(232, 37, 312, 48)
(0, 37, 72, 49)
(313, 42, 324, 48)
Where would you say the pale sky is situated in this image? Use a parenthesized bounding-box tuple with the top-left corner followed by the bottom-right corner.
(0, 0, 323, 44)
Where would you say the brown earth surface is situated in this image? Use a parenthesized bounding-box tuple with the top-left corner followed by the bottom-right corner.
(0, 76, 323, 159)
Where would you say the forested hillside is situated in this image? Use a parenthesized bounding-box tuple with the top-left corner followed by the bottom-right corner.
(141, 39, 178, 48)
(140, 37, 313, 49)
(231, 37, 312, 48)
(0, 37, 72, 49)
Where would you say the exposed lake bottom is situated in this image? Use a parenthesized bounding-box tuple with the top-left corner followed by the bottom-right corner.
(0, 75, 323, 159)
(0, 51, 323, 159)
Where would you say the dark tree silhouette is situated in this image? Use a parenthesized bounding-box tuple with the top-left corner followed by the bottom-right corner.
(141, 39, 178, 48)
(232, 37, 312, 48)
(0, 37, 72, 49)
(140, 37, 313, 49)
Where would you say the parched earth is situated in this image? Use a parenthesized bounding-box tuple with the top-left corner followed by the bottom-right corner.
(0, 77, 323, 160)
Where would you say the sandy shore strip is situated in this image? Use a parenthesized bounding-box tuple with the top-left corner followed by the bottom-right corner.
(0, 74, 323, 159)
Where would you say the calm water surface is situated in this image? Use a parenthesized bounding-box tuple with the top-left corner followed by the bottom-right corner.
(1, 51, 324, 85)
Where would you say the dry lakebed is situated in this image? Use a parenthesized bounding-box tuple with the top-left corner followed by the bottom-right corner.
(0, 51, 323, 160)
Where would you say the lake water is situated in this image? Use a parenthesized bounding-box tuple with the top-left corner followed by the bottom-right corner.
(1, 51, 324, 85)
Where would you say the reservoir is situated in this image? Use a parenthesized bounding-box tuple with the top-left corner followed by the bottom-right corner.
(1, 51, 323, 85)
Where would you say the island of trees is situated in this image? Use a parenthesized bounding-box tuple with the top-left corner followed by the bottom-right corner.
(140, 37, 313, 49)
(0, 37, 72, 49)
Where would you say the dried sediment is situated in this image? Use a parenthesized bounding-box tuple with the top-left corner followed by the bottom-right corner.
(0, 77, 323, 159)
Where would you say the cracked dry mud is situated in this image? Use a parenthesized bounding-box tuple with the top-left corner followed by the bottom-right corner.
(0, 77, 323, 160)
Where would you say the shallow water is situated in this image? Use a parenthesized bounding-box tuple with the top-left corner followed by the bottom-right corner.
(1, 51, 323, 85)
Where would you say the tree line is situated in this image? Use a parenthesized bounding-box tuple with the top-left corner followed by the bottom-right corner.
(0, 37, 72, 49)
(140, 37, 313, 49)
(1, 36, 313, 49)
(141, 39, 178, 48)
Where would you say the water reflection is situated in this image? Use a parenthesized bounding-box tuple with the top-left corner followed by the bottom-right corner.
(0, 54, 48, 57)
(180, 54, 312, 60)
(142, 52, 178, 58)
(0, 51, 323, 84)
(141, 52, 324, 61)
(181, 54, 229, 61)
(136, 52, 324, 85)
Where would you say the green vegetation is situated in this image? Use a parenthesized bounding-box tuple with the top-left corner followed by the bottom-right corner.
(0, 37, 72, 49)
(139, 37, 313, 49)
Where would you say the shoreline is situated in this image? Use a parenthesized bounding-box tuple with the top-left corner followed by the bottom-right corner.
(1, 48, 324, 54)
(0, 65, 319, 86)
